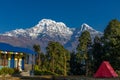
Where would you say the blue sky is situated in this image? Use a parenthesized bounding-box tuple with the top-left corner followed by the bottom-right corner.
(0, 0, 120, 33)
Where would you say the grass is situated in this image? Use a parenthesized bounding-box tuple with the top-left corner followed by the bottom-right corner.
(0, 76, 119, 80)
(20, 76, 120, 80)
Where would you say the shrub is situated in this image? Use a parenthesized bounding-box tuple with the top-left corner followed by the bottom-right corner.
(7, 68, 14, 75)
(0, 67, 14, 75)
(34, 65, 40, 71)
(34, 65, 59, 76)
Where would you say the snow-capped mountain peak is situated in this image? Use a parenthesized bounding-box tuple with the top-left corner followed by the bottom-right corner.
(0, 19, 103, 52)
(37, 19, 57, 26)
(2, 29, 26, 37)
(2, 19, 73, 39)
(30, 19, 73, 39)
(74, 23, 103, 39)
(80, 23, 95, 32)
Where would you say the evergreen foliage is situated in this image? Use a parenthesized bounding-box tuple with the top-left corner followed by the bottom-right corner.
(103, 19, 120, 70)
(92, 36, 104, 72)
(32, 19, 120, 76)
(46, 41, 70, 76)
(76, 31, 92, 76)
(33, 44, 41, 68)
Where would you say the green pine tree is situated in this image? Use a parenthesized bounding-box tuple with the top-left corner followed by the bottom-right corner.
(76, 30, 92, 76)
(103, 19, 120, 70)
(46, 41, 70, 76)
(33, 44, 41, 68)
(92, 36, 104, 72)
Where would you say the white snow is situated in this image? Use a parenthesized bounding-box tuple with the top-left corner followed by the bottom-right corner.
(2, 19, 73, 39)
(2, 19, 103, 40)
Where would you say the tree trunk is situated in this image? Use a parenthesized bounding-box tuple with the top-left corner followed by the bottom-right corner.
(32, 54, 34, 71)
(64, 52, 67, 76)
(52, 56, 54, 73)
(38, 53, 41, 67)
(85, 60, 89, 76)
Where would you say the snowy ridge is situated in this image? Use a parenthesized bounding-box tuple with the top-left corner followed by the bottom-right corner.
(80, 23, 101, 33)
(3, 29, 26, 37)
(82, 23, 103, 39)
(2, 19, 103, 41)
(2, 19, 103, 40)
(34, 19, 73, 38)
(2, 19, 73, 39)
(81, 23, 93, 32)
(0, 19, 103, 52)
(74, 23, 103, 39)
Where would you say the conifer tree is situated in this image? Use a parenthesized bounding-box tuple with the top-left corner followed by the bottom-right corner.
(92, 36, 103, 72)
(76, 31, 92, 76)
(104, 19, 120, 70)
(46, 41, 70, 75)
(33, 44, 41, 67)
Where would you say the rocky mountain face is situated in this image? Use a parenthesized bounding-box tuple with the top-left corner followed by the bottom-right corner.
(0, 19, 103, 53)
(64, 23, 103, 51)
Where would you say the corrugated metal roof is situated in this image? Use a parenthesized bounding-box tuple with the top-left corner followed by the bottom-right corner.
(0, 43, 36, 54)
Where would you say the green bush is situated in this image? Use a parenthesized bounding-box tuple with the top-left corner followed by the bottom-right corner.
(34, 65, 40, 71)
(34, 65, 59, 76)
(0, 67, 14, 75)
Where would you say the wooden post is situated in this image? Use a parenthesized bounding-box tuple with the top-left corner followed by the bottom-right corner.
(31, 54, 34, 76)
(3, 54, 5, 66)
(32, 54, 34, 71)
(4, 52, 7, 66)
